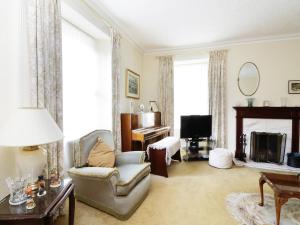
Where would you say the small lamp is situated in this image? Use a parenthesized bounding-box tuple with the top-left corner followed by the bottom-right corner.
(0, 108, 63, 205)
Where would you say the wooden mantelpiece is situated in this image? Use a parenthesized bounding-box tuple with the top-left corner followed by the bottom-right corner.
(233, 107, 300, 159)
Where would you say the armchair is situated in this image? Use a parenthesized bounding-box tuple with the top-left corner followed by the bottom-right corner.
(68, 130, 150, 220)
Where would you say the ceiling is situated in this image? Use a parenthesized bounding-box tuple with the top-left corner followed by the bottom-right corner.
(92, 0, 300, 52)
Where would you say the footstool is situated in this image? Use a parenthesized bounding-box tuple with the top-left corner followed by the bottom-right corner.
(147, 137, 181, 177)
(209, 148, 233, 169)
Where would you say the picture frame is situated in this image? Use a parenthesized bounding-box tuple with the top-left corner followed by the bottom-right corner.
(288, 80, 300, 94)
(149, 101, 159, 112)
(126, 69, 140, 99)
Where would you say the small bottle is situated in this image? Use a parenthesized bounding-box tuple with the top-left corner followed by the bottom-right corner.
(37, 175, 46, 196)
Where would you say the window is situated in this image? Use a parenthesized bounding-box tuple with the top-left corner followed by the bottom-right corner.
(62, 19, 111, 141)
(174, 59, 209, 138)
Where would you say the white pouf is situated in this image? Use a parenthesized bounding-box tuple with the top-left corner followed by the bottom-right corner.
(209, 148, 233, 169)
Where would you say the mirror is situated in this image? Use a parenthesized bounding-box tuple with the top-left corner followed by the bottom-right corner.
(238, 62, 260, 96)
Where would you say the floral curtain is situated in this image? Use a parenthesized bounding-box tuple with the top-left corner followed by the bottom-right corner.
(27, 0, 63, 178)
(158, 56, 174, 135)
(208, 50, 227, 148)
(111, 29, 122, 152)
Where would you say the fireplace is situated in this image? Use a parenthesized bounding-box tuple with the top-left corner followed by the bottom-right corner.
(233, 107, 300, 160)
(250, 132, 287, 164)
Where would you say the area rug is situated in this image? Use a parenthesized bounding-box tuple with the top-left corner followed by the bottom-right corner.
(226, 193, 300, 225)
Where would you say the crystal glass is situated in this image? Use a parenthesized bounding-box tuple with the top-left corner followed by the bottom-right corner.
(6, 175, 30, 205)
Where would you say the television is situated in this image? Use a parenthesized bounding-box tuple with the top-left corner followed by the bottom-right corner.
(180, 115, 212, 139)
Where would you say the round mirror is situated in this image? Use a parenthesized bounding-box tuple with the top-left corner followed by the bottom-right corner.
(238, 62, 260, 96)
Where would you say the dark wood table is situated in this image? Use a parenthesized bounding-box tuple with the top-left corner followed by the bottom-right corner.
(0, 178, 75, 225)
(259, 172, 300, 225)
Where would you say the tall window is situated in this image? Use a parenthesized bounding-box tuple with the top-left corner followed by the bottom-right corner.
(174, 59, 209, 137)
(62, 19, 111, 141)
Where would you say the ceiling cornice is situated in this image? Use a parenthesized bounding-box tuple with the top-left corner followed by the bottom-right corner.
(72, 2, 300, 56)
(83, 0, 145, 54)
(144, 33, 300, 56)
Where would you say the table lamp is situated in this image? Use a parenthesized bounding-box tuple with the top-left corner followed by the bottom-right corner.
(0, 108, 63, 205)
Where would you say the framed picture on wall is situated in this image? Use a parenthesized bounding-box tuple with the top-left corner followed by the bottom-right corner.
(288, 80, 300, 94)
(126, 69, 140, 99)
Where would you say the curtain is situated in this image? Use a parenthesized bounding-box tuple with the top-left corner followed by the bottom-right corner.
(111, 29, 122, 152)
(158, 56, 174, 135)
(27, 0, 63, 178)
(208, 50, 227, 148)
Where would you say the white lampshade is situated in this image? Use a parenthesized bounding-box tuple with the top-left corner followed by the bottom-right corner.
(0, 108, 63, 147)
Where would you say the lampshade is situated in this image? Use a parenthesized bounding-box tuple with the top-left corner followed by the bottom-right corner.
(0, 108, 63, 147)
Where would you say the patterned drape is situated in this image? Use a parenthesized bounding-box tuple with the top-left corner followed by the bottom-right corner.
(111, 29, 122, 152)
(208, 50, 227, 148)
(158, 56, 174, 135)
(27, 0, 64, 178)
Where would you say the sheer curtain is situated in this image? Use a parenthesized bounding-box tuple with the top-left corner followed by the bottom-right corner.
(27, 0, 63, 178)
(158, 56, 174, 135)
(208, 50, 227, 148)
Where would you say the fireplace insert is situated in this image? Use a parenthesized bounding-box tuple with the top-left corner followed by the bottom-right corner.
(250, 132, 287, 164)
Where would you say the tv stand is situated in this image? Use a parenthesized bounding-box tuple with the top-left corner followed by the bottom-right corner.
(184, 138, 214, 161)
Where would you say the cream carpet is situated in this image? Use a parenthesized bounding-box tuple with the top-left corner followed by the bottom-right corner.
(226, 192, 300, 225)
(56, 161, 268, 225)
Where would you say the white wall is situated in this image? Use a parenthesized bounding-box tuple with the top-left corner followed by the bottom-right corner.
(0, 0, 24, 199)
(120, 38, 144, 113)
(140, 55, 159, 108)
(227, 39, 300, 152)
(142, 39, 300, 152)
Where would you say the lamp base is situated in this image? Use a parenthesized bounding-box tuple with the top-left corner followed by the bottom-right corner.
(16, 146, 47, 182)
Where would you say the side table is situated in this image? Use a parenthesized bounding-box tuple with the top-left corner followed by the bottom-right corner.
(0, 178, 75, 225)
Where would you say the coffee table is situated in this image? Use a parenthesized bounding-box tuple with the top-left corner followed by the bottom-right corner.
(259, 172, 300, 225)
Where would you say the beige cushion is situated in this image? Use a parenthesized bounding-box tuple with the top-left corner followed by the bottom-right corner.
(116, 163, 151, 196)
(87, 137, 115, 167)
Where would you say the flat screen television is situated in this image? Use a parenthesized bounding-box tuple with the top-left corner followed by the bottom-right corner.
(180, 115, 212, 139)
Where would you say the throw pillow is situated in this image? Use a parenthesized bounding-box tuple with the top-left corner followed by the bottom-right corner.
(87, 137, 115, 167)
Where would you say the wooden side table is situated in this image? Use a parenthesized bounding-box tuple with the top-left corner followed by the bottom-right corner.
(0, 178, 75, 225)
(259, 172, 300, 225)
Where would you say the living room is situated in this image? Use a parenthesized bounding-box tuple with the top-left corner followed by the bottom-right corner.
(0, 0, 300, 225)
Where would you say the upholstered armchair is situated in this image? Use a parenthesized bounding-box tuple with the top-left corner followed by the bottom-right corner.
(68, 130, 151, 220)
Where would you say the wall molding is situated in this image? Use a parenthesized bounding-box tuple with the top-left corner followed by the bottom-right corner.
(65, 1, 300, 57)
(82, 0, 144, 54)
(144, 33, 300, 56)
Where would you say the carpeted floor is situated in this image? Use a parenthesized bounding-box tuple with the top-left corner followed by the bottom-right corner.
(226, 193, 300, 225)
(55, 161, 270, 225)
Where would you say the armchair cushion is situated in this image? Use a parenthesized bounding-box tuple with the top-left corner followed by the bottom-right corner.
(116, 163, 150, 196)
(87, 138, 115, 167)
(115, 151, 145, 166)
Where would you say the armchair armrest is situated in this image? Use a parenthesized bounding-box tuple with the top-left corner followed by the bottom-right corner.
(115, 151, 145, 166)
(68, 167, 119, 180)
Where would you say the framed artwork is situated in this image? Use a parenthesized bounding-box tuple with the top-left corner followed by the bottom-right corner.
(126, 69, 140, 99)
(149, 101, 159, 112)
(288, 80, 300, 94)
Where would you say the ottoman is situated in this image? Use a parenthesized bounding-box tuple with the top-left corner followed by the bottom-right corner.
(209, 148, 233, 169)
(147, 137, 181, 177)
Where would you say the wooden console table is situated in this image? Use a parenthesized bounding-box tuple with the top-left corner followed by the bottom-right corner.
(233, 107, 300, 159)
(0, 178, 75, 225)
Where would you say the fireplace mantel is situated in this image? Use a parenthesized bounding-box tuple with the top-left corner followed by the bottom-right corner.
(233, 107, 300, 159)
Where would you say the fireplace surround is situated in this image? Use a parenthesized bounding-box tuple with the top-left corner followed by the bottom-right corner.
(233, 107, 300, 159)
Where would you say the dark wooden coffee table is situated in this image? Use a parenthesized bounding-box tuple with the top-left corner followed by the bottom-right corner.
(0, 178, 74, 225)
(259, 172, 300, 225)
